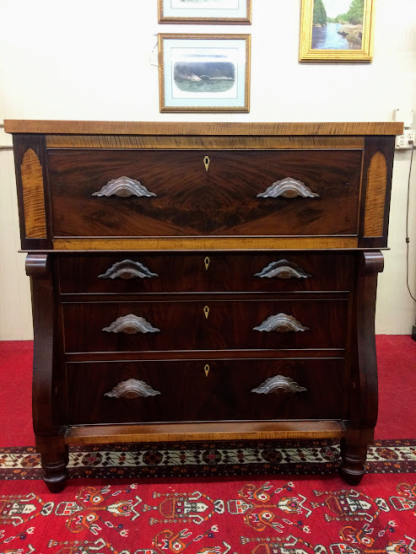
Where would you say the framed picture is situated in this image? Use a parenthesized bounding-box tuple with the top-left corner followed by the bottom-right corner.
(158, 0, 252, 25)
(158, 34, 251, 113)
(299, 0, 376, 62)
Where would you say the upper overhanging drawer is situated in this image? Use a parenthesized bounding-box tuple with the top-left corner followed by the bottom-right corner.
(48, 149, 362, 238)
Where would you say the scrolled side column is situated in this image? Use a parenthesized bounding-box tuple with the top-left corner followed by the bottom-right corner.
(340, 250, 384, 485)
(26, 254, 67, 492)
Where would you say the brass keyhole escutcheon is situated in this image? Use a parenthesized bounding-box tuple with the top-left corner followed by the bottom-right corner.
(204, 364, 210, 377)
(203, 305, 210, 319)
(203, 156, 210, 172)
(204, 257, 210, 271)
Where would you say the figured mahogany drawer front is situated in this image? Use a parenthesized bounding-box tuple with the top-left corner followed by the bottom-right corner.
(58, 253, 354, 294)
(66, 358, 344, 425)
(48, 149, 362, 238)
(62, 299, 347, 353)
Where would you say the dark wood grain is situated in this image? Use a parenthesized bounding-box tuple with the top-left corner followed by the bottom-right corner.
(350, 251, 383, 429)
(64, 350, 345, 362)
(340, 440, 368, 485)
(339, 252, 384, 484)
(66, 358, 344, 425)
(25, 254, 68, 491)
(48, 149, 362, 238)
(58, 252, 354, 294)
(62, 298, 348, 353)
(61, 291, 349, 303)
(25, 255, 57, 436)
(340, 429, 374, 485)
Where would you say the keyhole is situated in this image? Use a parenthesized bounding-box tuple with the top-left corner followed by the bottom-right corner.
(203, 156, 210, 172)
(204, 257, 210, 271)
(204, 364, 210, 377)
(203, 305, 210, 319)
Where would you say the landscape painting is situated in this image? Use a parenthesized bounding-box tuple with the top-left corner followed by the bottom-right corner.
(312, 0, 364, 50)
(174, 57, 236, 94)
(158, 0, 251, 24)
(159, 34, 251, 112)
(299, 0, 375, 62)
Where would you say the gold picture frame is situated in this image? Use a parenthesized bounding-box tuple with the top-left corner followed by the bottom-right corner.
(158, 33, 251, 113)
(158, 0, 252, 25)
(299, 0, 376, 62)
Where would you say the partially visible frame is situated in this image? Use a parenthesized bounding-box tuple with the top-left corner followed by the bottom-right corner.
(299, 0, 376, 62)
(158, 0, 251, 25)
(159, 34, 251, 113)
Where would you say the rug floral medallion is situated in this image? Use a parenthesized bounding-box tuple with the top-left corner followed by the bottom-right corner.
(1, 440, 416, 553)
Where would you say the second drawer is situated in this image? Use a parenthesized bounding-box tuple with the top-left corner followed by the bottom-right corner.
(62, 299, 348, 353)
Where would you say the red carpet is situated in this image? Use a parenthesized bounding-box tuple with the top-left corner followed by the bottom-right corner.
(1, 474, 416, 552)
(0, 337, 415, 447)
(0, 341, 34, 447)
(375, 335, 416, 438)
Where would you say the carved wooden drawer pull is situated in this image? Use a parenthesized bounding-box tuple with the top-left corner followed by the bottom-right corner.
(255, 259, 311, 280)
(99, 260, 158, 280)
(254, 313, 309, 333)
(252, 375, 307, 395)
(92, 176, 156, 198)
(104, 378, 161, 399)
(102, 314, 160, 335)
(257, 177, 319, 199)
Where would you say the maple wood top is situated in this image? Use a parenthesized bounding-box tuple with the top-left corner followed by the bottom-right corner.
(4, 120, 403, 136)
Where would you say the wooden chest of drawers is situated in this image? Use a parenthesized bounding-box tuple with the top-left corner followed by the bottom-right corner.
(5, 120, 402, 492)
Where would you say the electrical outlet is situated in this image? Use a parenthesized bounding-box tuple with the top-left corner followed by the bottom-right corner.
(395, 129, 416, 150)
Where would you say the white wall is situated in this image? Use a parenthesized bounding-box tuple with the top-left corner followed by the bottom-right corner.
(0, 0, 415, 338)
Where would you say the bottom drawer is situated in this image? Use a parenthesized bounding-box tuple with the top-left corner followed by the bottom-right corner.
(66, 359, 345, 425)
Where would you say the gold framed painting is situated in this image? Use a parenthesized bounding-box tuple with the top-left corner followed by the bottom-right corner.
(158, 0, 252, 25)
(158, 34, 251, 113)
(299, 0, 376, 62)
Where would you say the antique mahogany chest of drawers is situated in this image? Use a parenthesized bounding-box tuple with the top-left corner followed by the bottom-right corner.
(6, 120, 402, 491)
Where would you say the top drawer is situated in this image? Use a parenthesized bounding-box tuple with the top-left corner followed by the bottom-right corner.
(58, 252, 354, 294)
(48, 149, 362, 238)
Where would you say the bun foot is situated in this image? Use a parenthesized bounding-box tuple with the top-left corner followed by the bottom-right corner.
(41, 449, 68, 493)
(340, 439, 367, 485)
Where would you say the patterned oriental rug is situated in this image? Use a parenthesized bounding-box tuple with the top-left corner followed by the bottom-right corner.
(1, 475, 416, 553)
(1, 439, 416, 481)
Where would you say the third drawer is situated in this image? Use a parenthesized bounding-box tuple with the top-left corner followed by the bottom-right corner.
(62, 298, 348, 353)
(66, 358, 345, 425)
